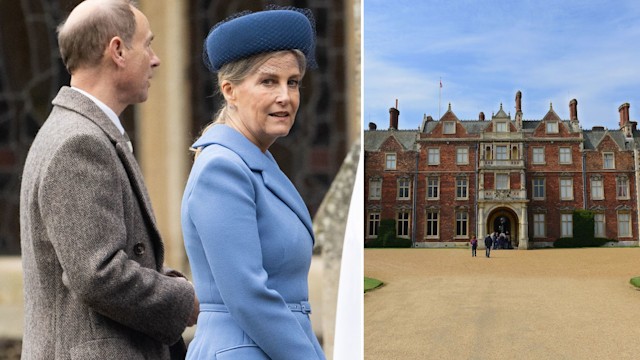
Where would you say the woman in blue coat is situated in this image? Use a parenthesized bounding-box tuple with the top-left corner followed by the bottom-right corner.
(181, 8, 325, 360)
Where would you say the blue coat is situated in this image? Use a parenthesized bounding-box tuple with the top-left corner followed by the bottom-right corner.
(181, 124, 325, 360)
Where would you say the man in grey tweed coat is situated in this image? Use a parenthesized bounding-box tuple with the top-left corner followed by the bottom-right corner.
(20, 1, 198, 359)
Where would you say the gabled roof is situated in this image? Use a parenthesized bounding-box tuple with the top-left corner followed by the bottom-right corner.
(439, 103, 459, 121)
(583, 129, 630, 150)
(492, 103, 510, 120)
(541, 103, 562, 121)
(364, 130, 417, 151)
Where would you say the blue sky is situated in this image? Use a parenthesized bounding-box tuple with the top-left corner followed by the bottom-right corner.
(364, 0, 640, 131)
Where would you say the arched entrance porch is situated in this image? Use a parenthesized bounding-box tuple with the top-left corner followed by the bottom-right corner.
(487, 207, 519, 248)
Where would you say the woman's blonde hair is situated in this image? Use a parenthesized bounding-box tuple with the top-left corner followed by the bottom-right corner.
(192, 49, 306, 158)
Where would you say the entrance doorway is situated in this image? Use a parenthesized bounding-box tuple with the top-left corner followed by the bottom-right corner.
(487, 208, 519, 248)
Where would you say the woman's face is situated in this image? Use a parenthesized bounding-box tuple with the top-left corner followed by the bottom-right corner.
(226, 52, 302, 152)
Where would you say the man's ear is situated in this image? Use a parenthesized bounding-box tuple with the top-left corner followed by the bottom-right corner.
(108, 37, 125, 67)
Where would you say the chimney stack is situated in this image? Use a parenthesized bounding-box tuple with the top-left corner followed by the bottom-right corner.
(368, 122, 377, 130)
(569, 99, 578, 121)
(479, 112, 485, 121)
(389, 99, 400, 129)
(515, 90, 522, 113)
(619, 103, 630, 128)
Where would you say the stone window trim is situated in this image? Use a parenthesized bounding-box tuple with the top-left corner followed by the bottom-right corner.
(533, 213, 546, 238)
(602, 152, 615, 170)
(426, 177, 440, 200)
(560, 212, 573, 237)
(616, 175, 630, 200)
(594, 212, 606, 238)
(495, 122, 508, 133)
(456, 177, 469, 200)
(559, 147, 572, 164)
(532, 177, 546, 200)
(396, 176, 411, 200)
(425, 209, 439, 239)
(616, 211, 632, 238)
(385, 152, 397, 170)
(559, 178, 574, 201)
(396, 211, 411, 238)
(427, 147, 440, 165)
(546, 121, 559, 134)
(368, 177, 382, 200)
(532, 146, 546, 164)
(456, 147, 469, 165)
(443, 121, 456, 134)
(495, 172, 510, 190)
(590, 177, 604, 201)
(455, 211, 469, 239)
(367, 211, 381, 239)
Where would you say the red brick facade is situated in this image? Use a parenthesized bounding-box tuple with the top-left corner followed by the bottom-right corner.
(365, 95, 640, 249)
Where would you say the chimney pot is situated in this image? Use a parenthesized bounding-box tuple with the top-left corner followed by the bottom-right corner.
(479, 112, 485, 121)
(569, 99, 578, 121)
(515, 91, 522, 113)
(389, 107, 400, 129)
(368, 122, 377, 130)
(618, 103, 630, 128)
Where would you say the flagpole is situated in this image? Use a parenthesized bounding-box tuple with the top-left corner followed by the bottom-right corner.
(438, 77, 442, 120)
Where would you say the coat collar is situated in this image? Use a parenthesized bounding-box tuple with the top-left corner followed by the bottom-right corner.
(51, 87, 165, 268)
(193, 124, 315, 242)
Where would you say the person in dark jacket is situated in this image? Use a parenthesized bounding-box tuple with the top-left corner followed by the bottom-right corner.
(484, 234, 493, 257)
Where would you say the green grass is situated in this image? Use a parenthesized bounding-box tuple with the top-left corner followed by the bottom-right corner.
(630, 277, 640, 289)
(364, 277, 383, 293)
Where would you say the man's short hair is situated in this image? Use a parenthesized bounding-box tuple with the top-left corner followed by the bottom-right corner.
(57, 0, 138, 73)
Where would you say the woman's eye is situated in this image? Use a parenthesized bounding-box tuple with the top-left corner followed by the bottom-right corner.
(288, 79, 300, 87)
(262, 79, 275, 85)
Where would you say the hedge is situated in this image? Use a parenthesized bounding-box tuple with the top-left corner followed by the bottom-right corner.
(553, 237, 618, 248)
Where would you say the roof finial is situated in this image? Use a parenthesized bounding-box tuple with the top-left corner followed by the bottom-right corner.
(448, 102, 452, 111)
(550, 101, 553, 110)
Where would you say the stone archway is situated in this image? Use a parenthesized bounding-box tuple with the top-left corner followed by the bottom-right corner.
(487, 207, 519, 248)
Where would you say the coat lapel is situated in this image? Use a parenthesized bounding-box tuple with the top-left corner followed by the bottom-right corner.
(52, 87, 165, 268)
(193, 124, 315, 242)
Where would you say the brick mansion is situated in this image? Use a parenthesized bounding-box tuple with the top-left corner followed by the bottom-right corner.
(364, 91, 640, 249)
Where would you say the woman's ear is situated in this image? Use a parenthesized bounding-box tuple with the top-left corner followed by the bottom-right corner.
(220, 80, 236, 103)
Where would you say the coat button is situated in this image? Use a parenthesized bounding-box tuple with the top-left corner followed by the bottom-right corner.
(133, 243, 145, 256)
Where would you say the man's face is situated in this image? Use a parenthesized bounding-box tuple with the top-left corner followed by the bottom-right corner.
(117, 6, 160, 105)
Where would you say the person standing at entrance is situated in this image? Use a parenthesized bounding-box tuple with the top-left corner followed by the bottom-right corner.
(470, 235, 478, 257)
(484, 234, 493, 257)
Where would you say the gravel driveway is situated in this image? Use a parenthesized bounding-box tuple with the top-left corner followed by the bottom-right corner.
(364, 247, 640, 360)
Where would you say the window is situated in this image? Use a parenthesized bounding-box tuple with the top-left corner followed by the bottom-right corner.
(559, 147, 572, 164)
(594, 213, 605, 238)
(385, 153, 396, 170)
(426, 211, 439, 237)
(533, 178, 545, 200)
(561, 213, 573, 237)
(533, 213, 545, 237)
(617, 212, 631, 237)
(427, 178, 439, 199)
(496, 173, 509, 190)
(369, 178, 381, 200)
(496, 146, 508, 160)
(443, 121, 455, 134)
(397, 211, 410, 237)
(397, 178, 410, 200)
(495, 122, 508, 132)
(456, 147, 469, 165)
(428, 148, 440, 165)
(532, 147, 545, 164)
(456, 178, 468, 199)
(591, 178, 604, 200)
(603, 153, 615, 169)
(617, 177, 629, 199)
(368, 212, 380, 237)
(560, 179, 573, 200)
(456, 211, 468, 237)
(546, 122, 559, 133)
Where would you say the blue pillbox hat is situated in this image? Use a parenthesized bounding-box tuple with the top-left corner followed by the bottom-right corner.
(204, 8, 317, 72)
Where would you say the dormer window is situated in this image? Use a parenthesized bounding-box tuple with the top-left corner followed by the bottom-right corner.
(443, 121, 456, 134)
(546, 122, 559, 133)
(495, 122, 508, 132)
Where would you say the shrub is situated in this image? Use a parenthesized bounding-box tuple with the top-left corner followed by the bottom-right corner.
(364, 237, 384, 248)
(384, 237, 412, 248)
(553, 237, 618, 248)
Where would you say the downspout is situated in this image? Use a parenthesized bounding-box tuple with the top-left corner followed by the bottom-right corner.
(634, 148, 640, 245)
(582, 151, 587, 209)
(475, 142, 479, 238)
(411, 149, 419, 247)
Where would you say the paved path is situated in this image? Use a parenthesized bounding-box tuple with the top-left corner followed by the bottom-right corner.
(365, 248, 640, 360)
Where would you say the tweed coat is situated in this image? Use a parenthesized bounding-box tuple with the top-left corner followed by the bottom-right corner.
(181, 124, 325, 359)
(20, 87, 195, 360)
